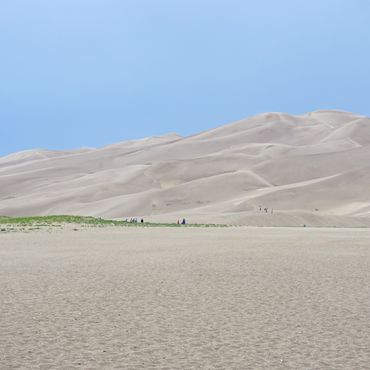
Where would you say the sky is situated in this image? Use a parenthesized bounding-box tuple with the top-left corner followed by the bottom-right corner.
(0, 0, 369, 156)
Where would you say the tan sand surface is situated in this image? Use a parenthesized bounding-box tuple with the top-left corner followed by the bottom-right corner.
(1, 110, 370, 227)
(1, 227, 370, 369)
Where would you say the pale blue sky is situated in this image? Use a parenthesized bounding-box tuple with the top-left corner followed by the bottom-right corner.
(1, 0, 369, 156)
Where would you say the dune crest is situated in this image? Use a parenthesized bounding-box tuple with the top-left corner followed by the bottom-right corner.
(1, 110, 370, 226)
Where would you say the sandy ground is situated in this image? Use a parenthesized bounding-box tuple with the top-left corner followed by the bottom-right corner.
(0, 227, 370, 369)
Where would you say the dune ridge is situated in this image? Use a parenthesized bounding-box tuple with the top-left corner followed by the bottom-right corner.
(1, 110, 370, 226)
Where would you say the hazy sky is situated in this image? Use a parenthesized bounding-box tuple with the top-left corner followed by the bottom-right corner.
(1, 0, 369, 155)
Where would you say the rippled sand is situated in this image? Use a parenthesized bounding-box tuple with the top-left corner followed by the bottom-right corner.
(1, 227, 370, 369)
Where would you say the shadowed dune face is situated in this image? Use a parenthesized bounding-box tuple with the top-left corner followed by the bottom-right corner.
(1, 110, 370, 226)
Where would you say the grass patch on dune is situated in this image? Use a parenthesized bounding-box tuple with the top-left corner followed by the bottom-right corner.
(0, 215, 227, 228)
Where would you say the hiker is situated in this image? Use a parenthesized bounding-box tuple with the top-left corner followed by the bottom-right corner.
(259, 206, 262, 212)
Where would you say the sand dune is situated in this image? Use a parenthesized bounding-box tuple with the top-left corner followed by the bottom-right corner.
(1, 110, 370, 226)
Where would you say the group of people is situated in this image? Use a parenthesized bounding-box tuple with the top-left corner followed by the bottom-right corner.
(125, 218, 144, 223)
(124, 217, 186, 224)
(259, 206, 273, 214)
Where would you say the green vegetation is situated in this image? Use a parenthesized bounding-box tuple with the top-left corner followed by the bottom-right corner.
(0, 215, 227, 228)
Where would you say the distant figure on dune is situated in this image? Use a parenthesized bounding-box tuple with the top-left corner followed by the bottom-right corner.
(259, 206, 262, 212)
(181, 218, 186, 225)
(141, 218, 144, 223)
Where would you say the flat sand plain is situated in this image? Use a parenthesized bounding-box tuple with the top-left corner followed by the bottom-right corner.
(1, 227, 370, 369)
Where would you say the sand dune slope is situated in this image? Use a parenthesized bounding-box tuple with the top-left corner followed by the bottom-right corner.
(1, 110, 370, 226)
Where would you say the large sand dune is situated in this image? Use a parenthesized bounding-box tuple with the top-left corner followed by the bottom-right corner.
(1, 110, 370, 226)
